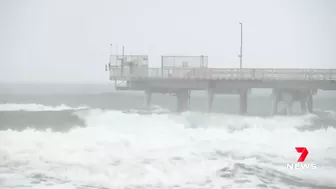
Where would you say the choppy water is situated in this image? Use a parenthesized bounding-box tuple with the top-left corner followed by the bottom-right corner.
(0, 85, 336, 189)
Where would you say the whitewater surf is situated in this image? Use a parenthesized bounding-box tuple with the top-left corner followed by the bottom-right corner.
(0, 102, 336, 189)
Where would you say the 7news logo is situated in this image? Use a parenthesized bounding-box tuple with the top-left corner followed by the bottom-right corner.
(286, 147, 317, 169)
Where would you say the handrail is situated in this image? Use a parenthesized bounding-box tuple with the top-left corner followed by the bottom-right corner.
(108, 67, 336, 81)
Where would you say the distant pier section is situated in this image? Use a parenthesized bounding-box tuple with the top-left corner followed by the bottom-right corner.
(105, 54, 336, 115)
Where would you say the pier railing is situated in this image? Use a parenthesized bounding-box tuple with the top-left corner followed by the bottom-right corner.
(161, 56, 208, 68)
(109, 67, 336, 81)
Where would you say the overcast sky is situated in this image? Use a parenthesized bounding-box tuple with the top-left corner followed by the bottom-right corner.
(0, 0, 335, 83)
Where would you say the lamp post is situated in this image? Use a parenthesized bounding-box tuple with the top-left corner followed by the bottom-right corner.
(239, 22, 243, 70)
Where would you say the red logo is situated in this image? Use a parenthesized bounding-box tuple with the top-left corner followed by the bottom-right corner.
(295, 147, 309, 162)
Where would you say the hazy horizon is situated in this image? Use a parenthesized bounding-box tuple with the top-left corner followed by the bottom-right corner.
(1, 0, 336, 83)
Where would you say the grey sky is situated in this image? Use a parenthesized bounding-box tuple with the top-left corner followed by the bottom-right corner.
(0, 0, 335, 83)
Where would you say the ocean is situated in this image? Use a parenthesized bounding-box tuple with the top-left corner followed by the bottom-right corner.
(0, 83, 336, 189)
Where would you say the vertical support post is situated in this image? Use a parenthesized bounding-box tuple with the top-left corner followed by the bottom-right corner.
(283, 92, 293, 115)
(176, 92, 182, 113)
(121, 46, 125, 77)
(208, 89, 214, 113)
(176, 92, 181, 113)
(239, 22, 243, 70)
(272, 90, 280, 115)
(161, 56, 164, 77)
(307, 93, 313, 113)
(109, 44, 113, 70)
(109, 44, 117, 86)
(129, 63, 134, 76)
(144, 89, 152, 110)
(300, 97, 307, 114)
(176, 90, 189, 113)
(183, 91, 189, 112)
(110, 44, 113, 54)
(239, 89, 248, 115)
(238, 22, 243, 78)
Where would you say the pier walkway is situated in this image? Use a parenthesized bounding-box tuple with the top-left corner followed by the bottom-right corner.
(105, 55, 336, 115)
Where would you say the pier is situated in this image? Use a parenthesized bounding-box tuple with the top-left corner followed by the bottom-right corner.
(105, 55, 336, 115)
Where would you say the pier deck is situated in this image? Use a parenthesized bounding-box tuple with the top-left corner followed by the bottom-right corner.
(106, 55, 336, 114)
(123, 68, 336, 91)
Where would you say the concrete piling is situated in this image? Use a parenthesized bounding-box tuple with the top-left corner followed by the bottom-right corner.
(140, 88, 315, 115)
(271, 89, 315, 115)
(208, 89, 214, 113)
(239, 90, 248, 115)
(283, 93, 293, 115)
(272, 91, 280, 115)
(307, 94, 313, 113)
(176, 90, 189, 112)
(144, 89, 152, 110)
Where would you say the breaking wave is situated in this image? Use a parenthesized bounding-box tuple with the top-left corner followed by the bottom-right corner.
(0, 103, 336, 189)
(0, 103, 89, 111)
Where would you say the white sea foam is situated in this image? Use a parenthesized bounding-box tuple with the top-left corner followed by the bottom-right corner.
(0, 109, 335, 189)
(124, 105, 170, 114)
(325, 110, 336, 118)
(0, 103, 89, 111)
